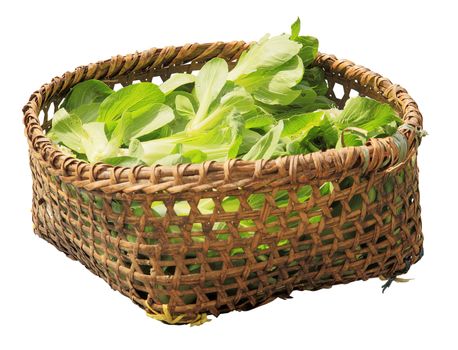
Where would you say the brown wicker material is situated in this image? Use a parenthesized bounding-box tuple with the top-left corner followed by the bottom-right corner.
(23, 41, 424, 325)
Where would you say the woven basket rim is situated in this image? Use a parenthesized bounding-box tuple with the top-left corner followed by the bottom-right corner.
(23, 41, 423, 195)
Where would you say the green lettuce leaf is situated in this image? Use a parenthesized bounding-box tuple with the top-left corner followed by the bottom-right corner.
(301, 67, 328, 96)
(283, 110, 339, 154)
(163, 91, 198, 134)
(243, 121, 284, 160)
(245, 112, 275, 129)
(49, 108, 87, 153)
(238, 130, 262, 155)
(112, 103, 175, 144)
(98, 82, 165, 131)
(140, 126, 235, 165)
(188, 86, 254, 132)
(51, 110, 120, 162)
(289, 18, 319, 67)
(335, 127, 369, 148)
(228, 115, 245, 158)
(72, 103, 101, 123)
(235, 55, 304, 105)
(295, 36, 318, 67)
(102, 156, 144, 166)
(175, 94, 196, 119)
(282, 110, 327, 137)
(153, 149, 208, 166)
(127, 138, 144, 158)
(81, 122, 119, 162)
(193, 58, 229, 125)
(333, 96, 402, 131)
(228, 34, 301, 81)
(159, 73, 195, 95)
(61, 79, 113, 112)
(290, 17, 301, 40)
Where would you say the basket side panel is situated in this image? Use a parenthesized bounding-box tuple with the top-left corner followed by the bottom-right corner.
(30, 151, 77, 260)
(30, 151, 125, 288)
(29, 142, 423, 321)
(132, 154, 423, 318)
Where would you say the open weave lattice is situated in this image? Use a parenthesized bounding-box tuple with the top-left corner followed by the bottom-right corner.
(23, 41, 424, 324)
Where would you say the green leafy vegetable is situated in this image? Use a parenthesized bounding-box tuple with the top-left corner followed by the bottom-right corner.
(140, 126, 237, 164)
(98, 82, 165, 132)
(282, 110, 326, 137)
(188, 86, 254, 132)
(243, 121, 283, 160)
(290, 17, 301, 41)
(333, 96, 401, 132)
(245, 112, 275, 129)
(71, 103, 101, 124)
(159, 73, 196, 95)
(113, 103, 174, 144)
(61, 79, 113, 112)
(49, 108, 87, 153)
(80, 122, 116, 162)
(228, 34, 301, 81)
(175, 94, 196, 119)
(103, 156, 145, 166)
(191, 58, 229, 128)
(48, 19, 402, 171)
(332, 97, 402, 148)
(50, 110, 119, 162)
(235, 55, 304, 105)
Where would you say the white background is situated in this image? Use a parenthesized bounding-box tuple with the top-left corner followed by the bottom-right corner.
(1, 0, 456, 348)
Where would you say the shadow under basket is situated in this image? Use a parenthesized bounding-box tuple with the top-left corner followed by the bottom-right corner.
(23, 41, 424, 325)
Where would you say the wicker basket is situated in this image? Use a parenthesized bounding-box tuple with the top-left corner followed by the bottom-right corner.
(23, 41, 424, 325)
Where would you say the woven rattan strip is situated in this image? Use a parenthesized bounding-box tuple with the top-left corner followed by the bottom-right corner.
(23, 41, 424, 325)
